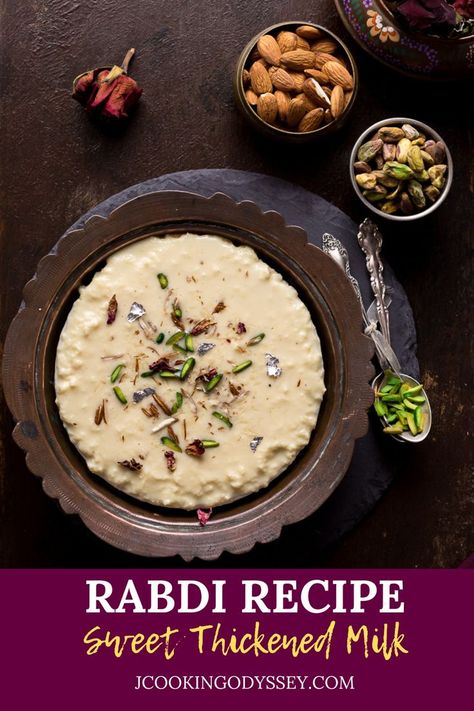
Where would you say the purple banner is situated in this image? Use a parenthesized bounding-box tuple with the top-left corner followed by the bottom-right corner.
(1, 570, 472, 709)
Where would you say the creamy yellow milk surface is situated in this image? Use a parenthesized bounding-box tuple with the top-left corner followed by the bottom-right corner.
(55, 234, 325, 509)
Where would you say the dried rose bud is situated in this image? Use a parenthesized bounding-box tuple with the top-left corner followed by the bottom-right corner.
(185, 439, 206, 457)
(72, 48, 142, 122)
(149, 357, 175, 373)
(117, 458, 142, 471)
(190, 319, 215, 336)
(197, 508, 213, 526)
(106, 294, 118, 324)
(164, 451, 176, 472)
(236, 322, 247, 334)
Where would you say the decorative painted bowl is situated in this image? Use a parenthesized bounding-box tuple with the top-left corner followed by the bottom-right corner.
(334, 0, 474, 79)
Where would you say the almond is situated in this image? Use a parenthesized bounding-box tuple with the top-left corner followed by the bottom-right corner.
(269, 67, 295, 91)
(330, 84, 345, 119)
(298, 107, 324, 132)
(276, 31, 298, 53)
(313, 51, 342, 69)
(257, 34, 281, 66)
(250, 61, 273, 94)
(323, 60, 353, 90)
(311, 39, 338, 54)
(344, 90, 354, 109)
(304, 68, 329, 83)
(245, 88, 258, 106)
(295, 36, 311, 51)
(256, 92, 278, 124)
(302, 78, 331, 109)
(287, 94, 309, 128)
(274, 90, 290, 122)
(242, 68, 250, 86)
(301, 94, 317, 112)
(288, 71, 306, 92)
(296, 25, 322, 40)
(324, 108, 333, 125)
(280, 49, 315, 70)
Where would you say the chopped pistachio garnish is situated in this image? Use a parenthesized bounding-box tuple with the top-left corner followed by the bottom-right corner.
(173, 299, 182, 319)
(157, 273, 168, 289)
(158, 370, 180, 379)
(160, 436, 182, 453)
(374, 371, 428, 436)
(173, 343, 188, 356)
(180, 357, 196, 380)
(212, 411, 233, 428)
(232, 359, 252, 374)
(113, 385, 127, 404)
(141, 371, 155, 378)
(248, 333, 265, 346)
(167, 330, 185, 346)
(156, 332, 165, 344)
(205, 373, 223, 392)
(110, 363, 125, 383)
(202, 439, 220, 448)
(185, 333, 194, 352)
(171, 391, 184, 414)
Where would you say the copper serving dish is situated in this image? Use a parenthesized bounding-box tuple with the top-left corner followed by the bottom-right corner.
(2, 191, 374, 559)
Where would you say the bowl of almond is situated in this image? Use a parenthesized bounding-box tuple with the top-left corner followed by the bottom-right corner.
(234, 21, 358, 141)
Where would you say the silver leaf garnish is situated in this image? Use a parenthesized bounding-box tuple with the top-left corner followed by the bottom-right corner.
(265, 353, 282, 378)
(132, 387, 155, 403)
(250, 436, 263, 452)
(127, 302, 146, 322)
(197, 342, 215, 356)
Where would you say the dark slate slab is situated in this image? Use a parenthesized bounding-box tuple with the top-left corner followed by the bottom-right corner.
(66, 169, 419, 552)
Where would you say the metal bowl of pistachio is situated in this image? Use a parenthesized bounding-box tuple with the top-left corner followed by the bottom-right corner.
(350, 117, 453, 221)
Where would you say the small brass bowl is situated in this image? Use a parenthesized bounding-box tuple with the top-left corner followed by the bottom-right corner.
(233, 21, 359, 142)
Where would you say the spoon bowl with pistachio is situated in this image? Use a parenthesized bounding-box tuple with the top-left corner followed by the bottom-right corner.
(322, 230, 432, 443)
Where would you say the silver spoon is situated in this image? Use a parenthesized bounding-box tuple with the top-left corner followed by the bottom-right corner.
(322, 232, 431, 443)
(356, 219, 431, 442)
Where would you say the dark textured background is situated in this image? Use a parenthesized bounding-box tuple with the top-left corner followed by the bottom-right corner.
(0, 0, 472, 567)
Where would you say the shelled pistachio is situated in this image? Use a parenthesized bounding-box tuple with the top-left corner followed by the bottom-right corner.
(353, 122, 449, 216)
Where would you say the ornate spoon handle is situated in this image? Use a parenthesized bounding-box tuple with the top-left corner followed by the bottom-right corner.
(322, 233, 401, 373)
(357, 218, 391, 345)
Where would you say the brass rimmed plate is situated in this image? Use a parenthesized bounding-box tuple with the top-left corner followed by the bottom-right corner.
(2, 191, 374, 560)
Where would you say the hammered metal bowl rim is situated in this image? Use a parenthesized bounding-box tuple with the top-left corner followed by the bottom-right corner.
(2, 190, 374, 560)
